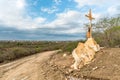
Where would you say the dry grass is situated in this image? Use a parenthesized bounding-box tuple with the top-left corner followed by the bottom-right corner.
(0, 41, 83, 63)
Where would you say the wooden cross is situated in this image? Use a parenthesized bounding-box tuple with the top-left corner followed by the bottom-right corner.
(85, 9, 95, 38)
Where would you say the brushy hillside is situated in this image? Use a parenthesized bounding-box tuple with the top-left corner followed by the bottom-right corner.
(0, 40, 83, 63)
(93, 15, 120, 47)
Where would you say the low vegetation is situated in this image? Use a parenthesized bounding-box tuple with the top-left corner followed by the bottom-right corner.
(93, 15, 120, 47)
(0, 41, 82, 63)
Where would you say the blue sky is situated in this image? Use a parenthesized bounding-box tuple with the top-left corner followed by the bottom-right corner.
(0, 0, 120, 41)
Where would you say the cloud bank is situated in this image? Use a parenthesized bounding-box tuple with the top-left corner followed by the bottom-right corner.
(0, 0, 119, 40)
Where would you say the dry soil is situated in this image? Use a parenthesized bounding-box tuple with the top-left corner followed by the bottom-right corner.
(0, 48, 120, 80)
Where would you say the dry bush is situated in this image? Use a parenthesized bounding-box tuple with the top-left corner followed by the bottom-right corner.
(0, 41, 81, 63)
(93, 16, 120, 47)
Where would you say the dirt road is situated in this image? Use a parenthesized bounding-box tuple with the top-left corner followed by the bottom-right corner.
(0, 50, 60, 80)
(0, 48, 120, 80)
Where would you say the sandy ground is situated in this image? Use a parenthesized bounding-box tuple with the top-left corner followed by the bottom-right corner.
(49, 48, 120, 80)
(0, 50, 61, 80)
(0, 48, 120, 80)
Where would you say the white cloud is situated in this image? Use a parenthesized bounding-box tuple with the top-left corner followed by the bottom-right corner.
(74, 0, 120, 7)
(0, 0, 85, 34)
(0, 0, 46, 30)
(41, 0, 61, 14)
(108, 5, 120, 16)
(45, 10, 84, 28)
(55, 28, 85, 34)
(1, 0, 119, 35)
(0, 0, 119, 40)
(41, 6, 58, 14)
(54, 0, 62, 5)
(16, 0, 26, 9)
(43, 10, 87, 34)
(74, 0, 120, 20)
(33, 17, 46, 24)
(92, 13, 102, 20)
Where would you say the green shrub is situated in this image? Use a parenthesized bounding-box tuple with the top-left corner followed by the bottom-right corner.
(0, 41, 85, 63)
(93, 26, 120, 47)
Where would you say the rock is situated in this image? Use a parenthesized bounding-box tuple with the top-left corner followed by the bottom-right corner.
(100, 47, 104, 49)
(76, 74, 79, 77)
(114, 64, 118, 67)
(102, 66, 105, 69)
(92, 66, 98, 71)
(49, 61, 53, 65)
(73, 73, 77, 76)
(54, 65, 57, 67)
(42, 72, 45, 75)
(63, 54, 67, 57)
(62, 65, 66, 68)
(65, 71, 69, 74)
(65, 77, 68, 80)
(81, 75, 84, 78)
(68, 69, 73, 73)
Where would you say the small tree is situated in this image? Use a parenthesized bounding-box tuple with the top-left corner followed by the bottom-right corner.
(93, 15, 120, 47)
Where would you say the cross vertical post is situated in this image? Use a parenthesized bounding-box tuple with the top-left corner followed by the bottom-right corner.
(85, 9, 95, 38)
